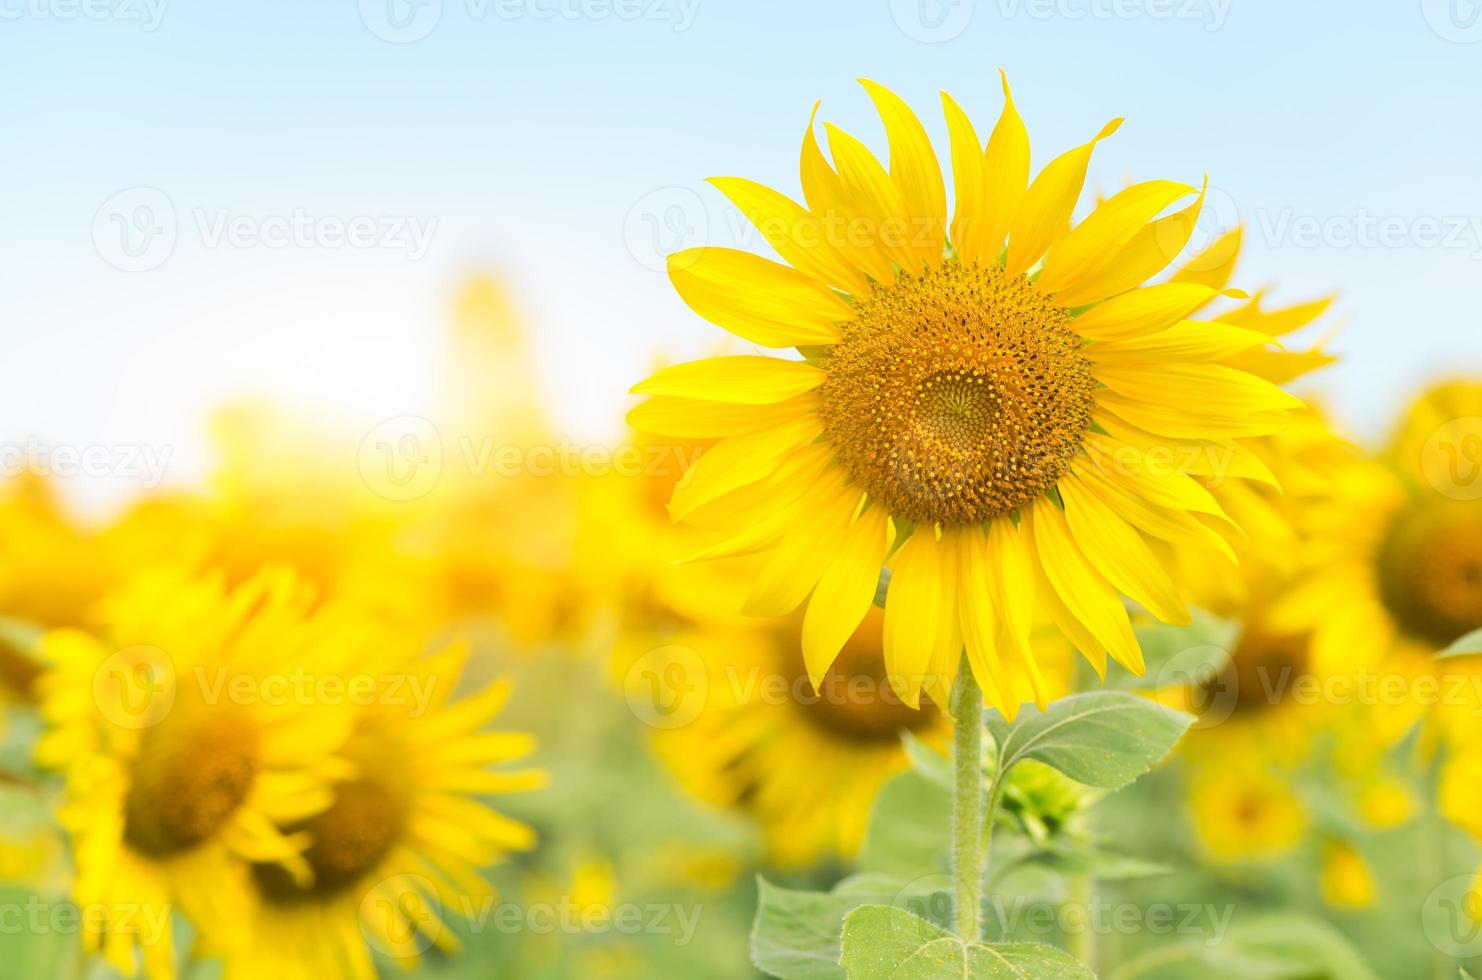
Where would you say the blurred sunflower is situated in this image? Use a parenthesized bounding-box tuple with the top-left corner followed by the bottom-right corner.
(1187, 764, 1305, 863)
(226, 643, 544, 980)
(1274, 378, 1482, 676)
(636, 606, 949, 865)
(630, 76, 1302, 717)
(33, 568, 357, 980)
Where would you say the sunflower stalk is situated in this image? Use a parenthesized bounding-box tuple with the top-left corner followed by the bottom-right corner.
(949, 652, 985, 941)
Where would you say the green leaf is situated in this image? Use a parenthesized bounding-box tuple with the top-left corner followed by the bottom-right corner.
(1107, 914, 1381, 980)
(750, 875, 944, 979)
(860, 770, 951, 875)
(840, 905, 1093, 979)
(1121, 612, 1236, 690)
(751, 877, 856, 980)
(1440, 628, 1482, 658)
(1019, 842, 1171, 880)
(986, 691, 1193, 790)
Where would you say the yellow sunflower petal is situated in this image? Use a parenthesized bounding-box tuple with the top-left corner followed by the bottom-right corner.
(882, 529, 947, 708)
(1086, 320, 1276, 363)
(669, 413, 823, 520)
(800, 103, 894, 283)
(1094, 389, 1291, 441)
(1026, 496, 1144, 674)
(631, 356, 824, 403)
(860, 78, 947, 269)
(952, 525, 1009, 712)
(1038, 180, 1196, 296)
(978, 70, 1031, 266)
(668, 247, 848, 347)
(983, 516, 1042, 710)
(1004, 117, 1122, 278)
(1050, 178, 1207, 307)
(1069, 456, 1237, 562)
(744, 478, 858, 616)
(1072, 282, 1246, 341)
(1059, 475, 1189, 625)
(626, 392, 818, 438)
(941, 91, 985, 264)
(824, 122, 920, 273)
(801, 507, 895, 687)
(708, 176, 870, 294)
(1170, 225, 1243, 292)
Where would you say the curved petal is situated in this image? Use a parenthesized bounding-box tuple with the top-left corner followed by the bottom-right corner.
(744, 475, 858, 616)
(1026, 496, 1144, 674)
(1072, 282, 1246, 341)
(1052, 179, 1207, 307)
(1038, 180, 1196, 296)
(1170, 225, 1243, 293)
(1059, 474, 1190, 625)
(632, 356, 824, 403)
(801, 506, 895, 686)
(669, 413, 823, 520)
(824, 122, 921, 274)
(1004, 117, 1122, 278)
(627, 392, 818, 439)
(800, 103, 895, 284)
(941, 91, 985, 264)
(860, 78, 947, 270)
(668, 247, 849, 347)
(882, 529, 947, 708)
(979, 69, 1031, 267)
(708, 176, 870, 294)
(952, 525, 1009, 714)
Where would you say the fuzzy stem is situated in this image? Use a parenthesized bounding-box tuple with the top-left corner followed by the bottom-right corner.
(950, 653, 985, 941)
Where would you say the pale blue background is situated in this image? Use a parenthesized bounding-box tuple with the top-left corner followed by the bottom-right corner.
(4, 0, 1480, 507)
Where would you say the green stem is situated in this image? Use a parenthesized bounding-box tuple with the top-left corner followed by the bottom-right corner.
(1067, 873, 1097, 969)
(951, 653, 984, 941)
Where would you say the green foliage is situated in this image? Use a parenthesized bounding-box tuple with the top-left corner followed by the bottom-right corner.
(985, 691, 1194, 792)
(839, 905, 1093, 979)
(751, 875, 951, 979)
(1105, 915, 1382, 980)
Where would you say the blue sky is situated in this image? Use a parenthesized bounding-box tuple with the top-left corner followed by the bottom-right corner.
(4, 0, 1481, 507)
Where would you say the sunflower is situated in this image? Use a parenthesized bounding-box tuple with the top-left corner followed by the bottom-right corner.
(635, 606, 950, 865)
(223, 641, 545, 980)
(1187, 763, 1305, 863)
(629, 76, 1302, 717)
(33, 567, 358, 980)
(1275, 380, 1482, 698)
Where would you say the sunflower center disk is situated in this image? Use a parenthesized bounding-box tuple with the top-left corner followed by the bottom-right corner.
(785, 607, 937, 741)
(124, 710, 261, 857)
(1378, 502, 1482, 648)
(253, 777, 409, 903)
(1202, 630, 1312, 717)
(819, 262, 1095, 527)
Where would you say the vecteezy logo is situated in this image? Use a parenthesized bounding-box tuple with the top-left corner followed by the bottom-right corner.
(93, 645, 176, 730)
(1159, 184, 1239, 269)
(622, 186, 708, 273)
(889, 0, 973, 43)
(624, 645, 707, 729)
(1422, 873, 1482, 956)
(92, 187, 177, 272)
(1422, 416, 1482, 500)
(359, 0, 443, 42)
(358, 416, 444, 501)
(359, 874, 442, 957)
(1154, 644, 1237, 729)
(1422, 0, 1482, 41)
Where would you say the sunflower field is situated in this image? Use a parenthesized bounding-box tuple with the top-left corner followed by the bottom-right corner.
(6, 6, 1482, 979)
